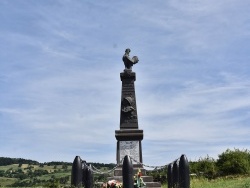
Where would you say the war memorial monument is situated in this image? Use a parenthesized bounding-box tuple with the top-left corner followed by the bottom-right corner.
(115, 48, 143, 166)
(71, 49, 190, 188)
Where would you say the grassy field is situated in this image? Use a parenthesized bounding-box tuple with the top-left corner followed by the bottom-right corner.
(0, 163, 72, 187)
(0, 164, 69, 172)
(0, 177, 18, 187)
(191, 176, 250, 188)
(161, 176, 250, 188)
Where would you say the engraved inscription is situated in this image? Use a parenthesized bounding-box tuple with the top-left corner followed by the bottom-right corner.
(119, 141, 140, 163)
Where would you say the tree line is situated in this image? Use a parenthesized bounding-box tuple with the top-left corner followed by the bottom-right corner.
(0, 157, 116, 169)
(0, 157, 39, 166)
(190, 148, 250, 178)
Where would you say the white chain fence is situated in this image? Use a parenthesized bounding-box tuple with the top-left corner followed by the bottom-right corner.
(87, 156, 168, 175)
(130, 157, 167, 170)
(86, 158, 124, 175)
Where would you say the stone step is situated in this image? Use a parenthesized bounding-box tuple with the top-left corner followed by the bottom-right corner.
(114, 167, 146, 176)
(145, 182, 161, 187)
(141, 176, 153, 182)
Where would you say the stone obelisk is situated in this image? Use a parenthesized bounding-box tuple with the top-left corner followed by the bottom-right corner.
(115, 49, 143, 166)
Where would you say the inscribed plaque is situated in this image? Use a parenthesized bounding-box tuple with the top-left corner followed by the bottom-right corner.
(119, 141, 139, 163)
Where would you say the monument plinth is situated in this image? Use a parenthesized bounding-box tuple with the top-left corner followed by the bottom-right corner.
(115, 49, 143, 165)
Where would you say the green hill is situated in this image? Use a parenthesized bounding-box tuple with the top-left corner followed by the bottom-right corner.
(0, 157, 116, 187)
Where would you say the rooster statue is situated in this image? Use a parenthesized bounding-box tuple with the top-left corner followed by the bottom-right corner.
(122, 48, 139, 70)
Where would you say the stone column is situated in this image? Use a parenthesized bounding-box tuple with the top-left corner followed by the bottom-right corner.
(120, 70, 138, 129)
(115, 69, 143, 165)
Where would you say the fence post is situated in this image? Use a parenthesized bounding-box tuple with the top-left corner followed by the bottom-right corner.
(85, 164, 93, 188)
(179, 155, 190, 188)
(71, 156, 83, 187)
(82, 161, 87, 188)
(167, 163, 173, 188)
(122, 155, 134, 188)
(173, 159, 179, 188)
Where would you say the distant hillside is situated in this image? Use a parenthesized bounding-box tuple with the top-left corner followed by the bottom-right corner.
(0, 157, 116, 169)
(0, 157, 39, 166)
(0, 157, 116, 187)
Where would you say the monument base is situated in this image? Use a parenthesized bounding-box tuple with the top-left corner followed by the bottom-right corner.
(115, 129, 143, 165)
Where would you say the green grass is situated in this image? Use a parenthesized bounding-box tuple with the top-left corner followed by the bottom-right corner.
(36, 171, 71, 181)
(161, 176, 250, 188)
(0, 164, 20, 171)
(191, 176, 250, 188)
(0, 177, 18, 187)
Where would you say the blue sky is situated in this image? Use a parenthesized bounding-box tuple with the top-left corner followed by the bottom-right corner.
(0, 0, 250, 166)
